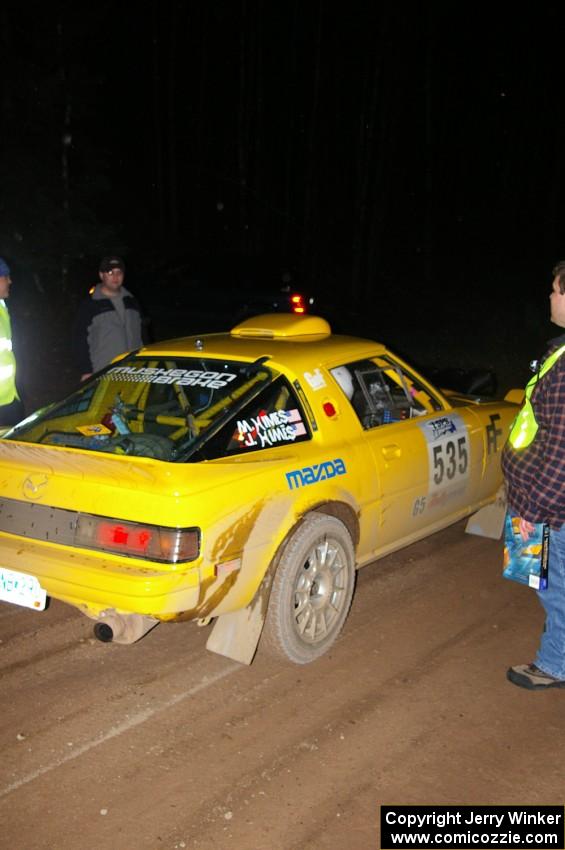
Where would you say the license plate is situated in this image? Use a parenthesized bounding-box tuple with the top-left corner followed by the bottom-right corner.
(0, 567, 47, 611)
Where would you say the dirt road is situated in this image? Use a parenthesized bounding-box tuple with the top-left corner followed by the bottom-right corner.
(1, 521, 562, 850)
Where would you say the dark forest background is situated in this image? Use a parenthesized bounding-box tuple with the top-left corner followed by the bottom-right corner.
(1, 2, 564, 407)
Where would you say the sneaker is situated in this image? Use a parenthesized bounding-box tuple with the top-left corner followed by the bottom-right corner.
(507, 663, 565, 690)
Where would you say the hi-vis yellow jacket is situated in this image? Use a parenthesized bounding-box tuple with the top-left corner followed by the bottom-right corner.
(508, 344, 565, 449)
(0, 300, 18, 406)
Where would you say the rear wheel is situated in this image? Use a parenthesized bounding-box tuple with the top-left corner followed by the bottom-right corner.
(261, 514, 356, 664)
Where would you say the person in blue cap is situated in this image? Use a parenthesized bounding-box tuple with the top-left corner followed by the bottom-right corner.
(0, 259, 23, 426)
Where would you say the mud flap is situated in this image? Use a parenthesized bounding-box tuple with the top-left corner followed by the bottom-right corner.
(205, 495, 293, 664)
(465, 487, 506, 540)
(206, 599, 267, 665)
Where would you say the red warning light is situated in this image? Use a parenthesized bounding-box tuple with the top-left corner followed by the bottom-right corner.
(291, 294, 306, 314)
(323, 401, 337, 417)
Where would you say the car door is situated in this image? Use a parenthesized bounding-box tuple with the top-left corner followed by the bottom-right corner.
(329, 355, 484, 554)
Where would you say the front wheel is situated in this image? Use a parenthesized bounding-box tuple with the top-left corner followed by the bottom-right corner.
(261, 514, 356, 664)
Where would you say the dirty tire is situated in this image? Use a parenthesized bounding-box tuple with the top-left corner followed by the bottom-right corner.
(261, 514, 356, 664)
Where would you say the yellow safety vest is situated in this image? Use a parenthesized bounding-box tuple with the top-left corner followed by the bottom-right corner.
(508, 343, 565, 449)
(0, 300, 18, 406)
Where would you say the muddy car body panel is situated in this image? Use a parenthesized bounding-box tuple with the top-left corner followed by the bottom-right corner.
(0, 314, 519, 663)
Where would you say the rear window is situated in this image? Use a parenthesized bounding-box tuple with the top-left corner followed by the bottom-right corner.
(5, 356, 310, 462)
(198, 375, 310, 460)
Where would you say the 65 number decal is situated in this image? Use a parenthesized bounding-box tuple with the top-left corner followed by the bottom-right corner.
(432, 435, 468, 485)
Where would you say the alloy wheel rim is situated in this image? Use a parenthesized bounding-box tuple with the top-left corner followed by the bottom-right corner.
(292, 536, 348, 644)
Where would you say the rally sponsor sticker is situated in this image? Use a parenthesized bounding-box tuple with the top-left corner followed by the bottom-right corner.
(76, 423, 112, 437)
(304, 369, 326, 390)
(286, 457, 347, 490)
(416, 413, 470, 509)
(105, 367, 238, 389)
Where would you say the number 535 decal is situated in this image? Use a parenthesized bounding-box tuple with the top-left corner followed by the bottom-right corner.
(431, 436, 468, 485)
(418, 414, 470, 493)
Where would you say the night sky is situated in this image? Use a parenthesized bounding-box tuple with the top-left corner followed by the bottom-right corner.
(2, 2, 565, 397)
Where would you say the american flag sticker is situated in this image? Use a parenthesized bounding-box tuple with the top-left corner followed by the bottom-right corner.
(287, 409, 307, 436)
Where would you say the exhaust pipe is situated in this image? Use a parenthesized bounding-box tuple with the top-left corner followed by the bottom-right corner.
(93, 611, 159, 644)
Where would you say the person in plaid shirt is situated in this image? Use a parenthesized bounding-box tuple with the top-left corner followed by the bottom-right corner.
(503, 261, 565, 689)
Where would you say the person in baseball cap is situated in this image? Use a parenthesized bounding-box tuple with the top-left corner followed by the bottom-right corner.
(72, 254, 143, 380)
(0, 257, 10, 279)
(98, 255, 125, 274)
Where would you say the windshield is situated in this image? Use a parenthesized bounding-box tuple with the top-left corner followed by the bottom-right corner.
(5, 356, 275, 462)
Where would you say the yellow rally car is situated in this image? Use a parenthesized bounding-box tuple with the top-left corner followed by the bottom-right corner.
(0, 315, 520, 664)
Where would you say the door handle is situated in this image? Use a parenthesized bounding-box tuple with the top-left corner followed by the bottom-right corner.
(382, 444, 401, 460)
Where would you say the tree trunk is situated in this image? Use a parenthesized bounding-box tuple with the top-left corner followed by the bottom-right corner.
(238, 0, 250, 251)
(283, 3, 300, 260)
(56, 18, 72, 293)
(302, 0, 323, 284)
(167, 0, 179, 250)
(152, 4, 166, 253)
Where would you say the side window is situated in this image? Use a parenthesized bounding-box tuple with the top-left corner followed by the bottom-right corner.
(201, 376, 311, 458)
(330, 358, 442, 431)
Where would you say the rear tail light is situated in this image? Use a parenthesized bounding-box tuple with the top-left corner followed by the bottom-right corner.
(291, 294, 306, 314)
(75, 514, 200, 563)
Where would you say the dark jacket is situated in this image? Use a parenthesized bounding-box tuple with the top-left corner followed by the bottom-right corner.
(72, 284, 143, 374)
